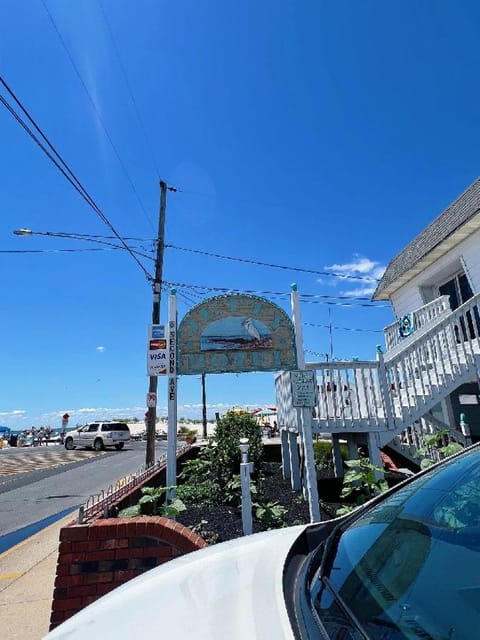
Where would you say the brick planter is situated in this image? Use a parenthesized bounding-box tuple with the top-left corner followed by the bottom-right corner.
(50, 516, 207, 630)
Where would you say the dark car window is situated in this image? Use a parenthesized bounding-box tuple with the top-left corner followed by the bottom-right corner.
(311, 448, 480, 640)
(101, 423, 129, 432)
(87, 424, 99, 432)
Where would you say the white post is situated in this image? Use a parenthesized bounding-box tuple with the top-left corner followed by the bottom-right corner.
(288, 430, 301, 491)
(332, 434, 344, 478)
(280, 429, 291, 480)
(347, 436, 358, 461)
(366, 431, 384, 481)
(291, 284, 305, 370)
(376, 346, 394, 428)
(167, 290, 178, 496)
(291, 284, 321, 522)
(239, 439, 253, 535)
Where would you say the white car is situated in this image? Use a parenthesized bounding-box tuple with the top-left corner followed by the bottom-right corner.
(64, 422, 130, 451)
(47, 445, 480, 639)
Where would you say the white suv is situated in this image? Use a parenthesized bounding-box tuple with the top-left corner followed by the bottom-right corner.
(64, 422, 130, 451)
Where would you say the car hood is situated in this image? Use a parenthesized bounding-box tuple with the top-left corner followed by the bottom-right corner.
(45, 524, 306, 640)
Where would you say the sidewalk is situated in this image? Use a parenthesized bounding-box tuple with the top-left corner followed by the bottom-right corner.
(0, 513, 74, 640)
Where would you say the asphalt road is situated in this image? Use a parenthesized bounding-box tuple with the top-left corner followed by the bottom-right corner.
(0, 440, 168, 537)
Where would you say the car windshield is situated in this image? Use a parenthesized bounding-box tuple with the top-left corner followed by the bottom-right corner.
(310, 447, 480, 640)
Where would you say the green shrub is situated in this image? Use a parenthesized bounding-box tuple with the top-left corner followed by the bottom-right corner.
(313, 440, 348, 470)
(417, 430, 464, 469)
(336, 457, 388, 515)
(118, 486, 186, 518)
(254, 500, 287, 528)
(176, 480, 222, 506)
(213, 410, 263, 484)
(224, 474, 257, 507)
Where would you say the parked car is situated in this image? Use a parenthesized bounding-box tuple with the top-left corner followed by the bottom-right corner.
(64, 422, 130, 451)
(46, 444, 480, 639)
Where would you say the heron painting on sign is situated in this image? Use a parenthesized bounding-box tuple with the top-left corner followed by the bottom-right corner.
(200, 316, 273, 351)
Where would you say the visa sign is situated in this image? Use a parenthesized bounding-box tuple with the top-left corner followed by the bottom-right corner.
(147, 324, 167, 376)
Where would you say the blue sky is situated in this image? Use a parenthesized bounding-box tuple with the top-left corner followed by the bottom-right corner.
(1, 0, 480, 430)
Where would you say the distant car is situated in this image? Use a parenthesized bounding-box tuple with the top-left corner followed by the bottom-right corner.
(47, 444, 480, 639)
(64, 422, 130, 451)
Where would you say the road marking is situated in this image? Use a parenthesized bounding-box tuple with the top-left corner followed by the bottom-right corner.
(0, 449, 106, 478)
(0, 572, 23, 580)
(0, 511, 76, 562)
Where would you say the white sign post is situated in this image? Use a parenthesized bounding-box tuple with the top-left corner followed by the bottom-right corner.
(290, 284, 321, 522)
(167, 291, 178, 496)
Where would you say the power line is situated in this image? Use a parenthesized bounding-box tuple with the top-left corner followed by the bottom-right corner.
(0, 75, 153, 281)
(98, 0, 162, 182)
(304, 322, 383, 333)
(0, 247, 121, 254)
(165, 243, 380, 284)
(163, 281, 388, 308)
(40, 0, 156, 234)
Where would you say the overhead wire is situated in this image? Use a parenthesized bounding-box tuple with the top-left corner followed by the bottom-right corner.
(97, 0, 162, 182)
(163, 281, 388, 307)
(165, 243, 380, 284)
(304, 322, 383, 333)
(0, 75, 153, 281)
(40, 0, 157, 234)
(1, 247, 124, 254)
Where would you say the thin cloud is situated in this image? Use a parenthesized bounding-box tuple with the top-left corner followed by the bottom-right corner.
(0, 409, 26, 417)
(323, 255, 386, 297)
(96, 346, 105, 353)
(340, 284, 378, 297)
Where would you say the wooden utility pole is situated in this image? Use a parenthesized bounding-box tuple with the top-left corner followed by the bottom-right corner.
(201, 372, 207, 440)
(146, 180, 167, 467)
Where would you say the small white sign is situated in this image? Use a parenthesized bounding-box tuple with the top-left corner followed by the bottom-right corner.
(291, 370, 316, 407)
(147, 392, 157, 408)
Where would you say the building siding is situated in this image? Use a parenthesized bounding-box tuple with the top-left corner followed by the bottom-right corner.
(388, 228, 480, 317)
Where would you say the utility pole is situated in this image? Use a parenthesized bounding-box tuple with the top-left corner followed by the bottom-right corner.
(201, 372, 207, 440)
(146, 180, 168, 467)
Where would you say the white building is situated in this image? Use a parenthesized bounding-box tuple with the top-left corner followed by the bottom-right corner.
(276, 179, 480, 473)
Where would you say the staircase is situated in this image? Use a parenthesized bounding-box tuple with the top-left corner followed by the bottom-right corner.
(387, 412, 469, 466)
(276, 292, 480, 460)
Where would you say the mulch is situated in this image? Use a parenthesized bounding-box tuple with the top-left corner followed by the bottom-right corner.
(176, 462, 341, 545)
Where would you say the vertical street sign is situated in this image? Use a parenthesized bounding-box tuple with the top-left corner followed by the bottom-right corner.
(167, 291, 178, 493)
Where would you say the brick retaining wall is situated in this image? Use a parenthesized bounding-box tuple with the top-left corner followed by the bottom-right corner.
(50, 516, 207, 630)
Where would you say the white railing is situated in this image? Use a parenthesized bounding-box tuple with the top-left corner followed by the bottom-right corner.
(383, 292, 480, 428)
(275, 293, 480, 440)
(383, 296, 451, 352)
(275, 371, 300, 431)
(306, 361, 388, 432)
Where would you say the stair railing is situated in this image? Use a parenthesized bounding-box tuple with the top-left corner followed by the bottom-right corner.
(383, 296, 451, 352)
(383, 292, 480, 428)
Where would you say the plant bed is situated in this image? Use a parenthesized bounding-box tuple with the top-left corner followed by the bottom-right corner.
(176, 461, 338, 544)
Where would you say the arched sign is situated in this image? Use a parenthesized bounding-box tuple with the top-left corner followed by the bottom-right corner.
(177, 294, 297, 375)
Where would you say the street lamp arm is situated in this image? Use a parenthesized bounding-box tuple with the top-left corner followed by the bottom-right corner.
(12, 228, 154, 262)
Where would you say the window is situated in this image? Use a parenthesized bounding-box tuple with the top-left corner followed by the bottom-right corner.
(439, 271, 479, 340)
(101, 423, 129, 432)
(438, 272, 473, 310)
(87, 424, 99, 432)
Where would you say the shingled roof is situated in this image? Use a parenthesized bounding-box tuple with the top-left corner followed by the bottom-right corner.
(373, 177, 480, 300)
